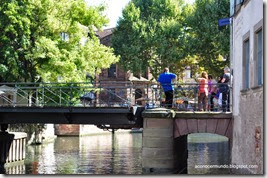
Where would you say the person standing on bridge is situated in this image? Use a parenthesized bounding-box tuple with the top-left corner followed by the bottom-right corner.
(221, 67, 232, 112)
(157, 67, 177, 108)
(197, 71, 208, 111)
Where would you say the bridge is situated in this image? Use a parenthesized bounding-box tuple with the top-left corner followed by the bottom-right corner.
(0, 81, 233, 174)
(142, 109, 232, 174)
(0, 81, 231, 126)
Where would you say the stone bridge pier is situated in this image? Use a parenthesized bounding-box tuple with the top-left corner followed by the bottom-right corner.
(141, 108, 233, 174)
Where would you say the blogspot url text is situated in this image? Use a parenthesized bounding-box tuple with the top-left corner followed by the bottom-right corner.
(195, 164, 258, 169)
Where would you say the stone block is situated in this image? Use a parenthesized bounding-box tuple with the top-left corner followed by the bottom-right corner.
(55, 124, 80, 136)
(187, 119, 198, 133)
(142, 148, 173, 159)
(197, 119, 207, 132)
(143, 128, 173, 137)
(174, 130, 180, 138)
(206, 119, 218, 133)
(142, 158, 174, 169)
(174, 119, 189, 136)
(143, 137, 173, 148)
(144, 118, 173, 129)
(216, 119, 230, 136)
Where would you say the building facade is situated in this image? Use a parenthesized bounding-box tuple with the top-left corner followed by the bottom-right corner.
(95, 28, 154, 107)
(231, 0, 263, 174)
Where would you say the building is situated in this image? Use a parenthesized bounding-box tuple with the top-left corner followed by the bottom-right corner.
(95, 28, 155, 107)
(230, 0, 263, 174)
(55, 28, 156, 136)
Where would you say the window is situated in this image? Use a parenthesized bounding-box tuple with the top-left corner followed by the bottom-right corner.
(255, 29, 263, 86)
(141, 68, 148, 79)
(243, 39, 250, 89)
(230, 0, 249, 16)
(108, 89, 116, 101)
(108, 64, 116, 78)
(60, 32, 69, 42)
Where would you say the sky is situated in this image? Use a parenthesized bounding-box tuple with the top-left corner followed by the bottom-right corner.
(85, 0, 195, 29)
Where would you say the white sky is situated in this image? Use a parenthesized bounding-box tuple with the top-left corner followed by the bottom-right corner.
(85, 0, 195, 29)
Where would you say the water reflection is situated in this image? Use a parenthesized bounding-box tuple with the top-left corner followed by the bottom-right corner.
(188, 133, 230, 174)
(7, 132, 230, 175)
(25, 132, 143, 174)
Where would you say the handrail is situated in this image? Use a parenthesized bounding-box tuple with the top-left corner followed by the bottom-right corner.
(0, 81, 232, 112)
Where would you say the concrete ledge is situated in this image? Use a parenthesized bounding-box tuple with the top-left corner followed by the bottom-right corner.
(142, 108, 175, 119)
(9, 132, 27, 139)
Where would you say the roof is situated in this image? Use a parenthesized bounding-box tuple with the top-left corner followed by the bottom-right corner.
(95, 27, 115, 39)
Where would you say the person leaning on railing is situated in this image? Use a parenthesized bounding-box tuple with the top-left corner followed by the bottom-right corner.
(157, 67, 177, 108)
(221, 67, 232, 112)
(197, 72, 208, 111)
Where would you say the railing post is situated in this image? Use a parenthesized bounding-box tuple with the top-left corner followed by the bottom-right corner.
(151, 85, 155, 106)
(69, 84, 73, 106)
(14, 84, 17, 107)
(159, 86, 162, 107)
(42, 83, 45, 106)
(59, 88, 62, 107)
(36, 86, 38, 106)
(194, 86, 197, 111)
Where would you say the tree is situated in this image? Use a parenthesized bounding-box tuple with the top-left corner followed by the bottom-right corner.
(185, 0, 230, 77)
(0, 0, 120, 143)
(0, 0, 119, 83)
(112, 0, 188, 78)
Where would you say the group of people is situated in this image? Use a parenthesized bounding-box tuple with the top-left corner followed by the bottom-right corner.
(157, 67, 231, 112)
(197, 67, 231, 112)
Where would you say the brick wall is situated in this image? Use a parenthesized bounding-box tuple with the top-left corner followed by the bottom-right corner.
(54, 124, 80, 136)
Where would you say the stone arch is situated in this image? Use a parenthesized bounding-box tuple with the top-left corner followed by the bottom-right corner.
(173, 118, 233, 140)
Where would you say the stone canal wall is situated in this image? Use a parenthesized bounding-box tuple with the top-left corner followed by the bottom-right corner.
(232, 87, 263, 174)
(142, 109, 187, 174)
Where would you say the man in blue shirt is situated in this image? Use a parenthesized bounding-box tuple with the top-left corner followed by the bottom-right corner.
(157, 67, 177, 108)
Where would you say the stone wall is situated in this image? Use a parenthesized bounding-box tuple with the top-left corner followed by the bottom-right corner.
(142, 109, 188, 174)
(142, 116, 175, 174)
(231, 0, 263, 174)
(54, 124, 80, 136)
(231, 87, 263, 174)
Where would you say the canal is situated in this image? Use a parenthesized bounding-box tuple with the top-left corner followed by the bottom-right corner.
(5, 132, 230, 174)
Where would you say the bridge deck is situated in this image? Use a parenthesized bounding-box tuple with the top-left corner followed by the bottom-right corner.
(0, 107, 135, 125)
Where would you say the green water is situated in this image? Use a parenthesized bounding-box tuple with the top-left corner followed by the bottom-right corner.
(188, 133, 230, 174)
(6, 132, 230, 175)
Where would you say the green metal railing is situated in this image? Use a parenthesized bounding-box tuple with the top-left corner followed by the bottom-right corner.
(0, 82, 231, 112)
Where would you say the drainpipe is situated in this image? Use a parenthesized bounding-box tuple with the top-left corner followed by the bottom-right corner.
(230, 17, 233, 113)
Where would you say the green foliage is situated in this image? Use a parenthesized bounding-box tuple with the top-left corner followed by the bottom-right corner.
(112, 0, 187, 78)
(112, 0, 230, 79)
(0, 0, 119, 83)
(185, 0, 230, 77)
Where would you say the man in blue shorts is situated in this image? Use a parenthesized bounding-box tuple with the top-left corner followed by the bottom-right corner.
(157, 67, 177, 108)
